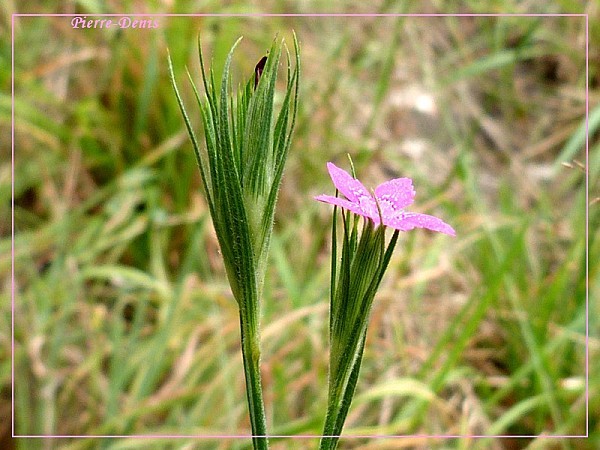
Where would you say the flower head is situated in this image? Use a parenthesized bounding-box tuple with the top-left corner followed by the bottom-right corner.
(315, 162, 456, 236)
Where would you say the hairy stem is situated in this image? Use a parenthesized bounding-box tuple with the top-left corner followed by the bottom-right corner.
(239, 298, 268, 449)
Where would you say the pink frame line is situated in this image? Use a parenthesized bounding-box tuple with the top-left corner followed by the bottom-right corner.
(11, 12, 589, 441)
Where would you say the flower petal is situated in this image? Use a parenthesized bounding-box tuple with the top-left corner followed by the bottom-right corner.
(374, 178, 415, 218)
(385, 212, 456, 236)
(314, 194, 369, 218)
(326, 162, 379, 220)
(327, 162, 372, 203)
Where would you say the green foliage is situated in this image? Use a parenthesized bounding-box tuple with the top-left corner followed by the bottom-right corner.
(169, 33, 300, 449)
(169, 34, 299, 306)
(4, 7, 594, 450)
(320, 201, 400, 450)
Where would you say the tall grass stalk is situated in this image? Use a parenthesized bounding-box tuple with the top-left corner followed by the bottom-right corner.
(169, 34, 300, 449)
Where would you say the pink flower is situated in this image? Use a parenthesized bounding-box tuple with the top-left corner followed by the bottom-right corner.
(315, 162, 456, 236)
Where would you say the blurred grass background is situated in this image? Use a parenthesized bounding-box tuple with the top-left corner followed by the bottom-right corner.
(2, 1, 599, 449)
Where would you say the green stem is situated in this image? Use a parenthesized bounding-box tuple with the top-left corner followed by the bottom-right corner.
(319, 331, 367, 450)
(331, 332, 366, 439)
(319, 378, 342, 450)
(239, 308, 269, 450)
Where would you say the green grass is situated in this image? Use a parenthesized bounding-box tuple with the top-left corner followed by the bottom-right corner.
(2, 2, 597, 450)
